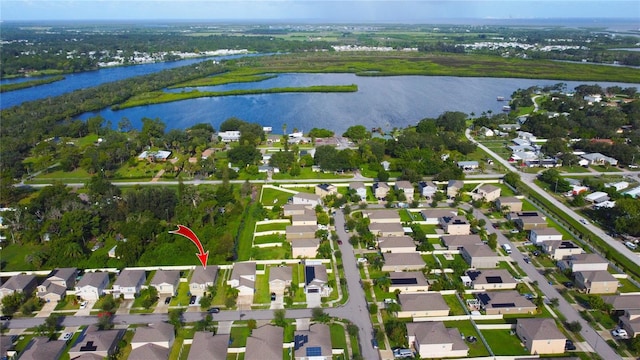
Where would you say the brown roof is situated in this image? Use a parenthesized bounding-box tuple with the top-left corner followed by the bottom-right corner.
(604, 295, 640, 310)
(366, 209, 401, 221)
(369, 222, 405, 233)
(462, 244, 498, 258)
(187, 332, 229, 360)
(131, 322, 174, 345)
(389, 271, 429, 287)
(294, 324, 332, 358)
(407, 322, 468, 351)
(577, 270, 617, 283)
(468, 269, 516, 285)
(150, 270, 180, 287)
(383, 253, 425, 267)
(19, 337, 66, 360)
(378, 236, 416, 250)
(517, 318, 565, 341)
(190, 266, 219, 286)
(570, 253, 607, 264)
(245, 325, 283, 360)
(497, 196, 521, 204)
(269, 266, 292, 283)
(441, 235, 483, 249)
(128, 343, 169, 360)
(399, 293, 449, 312)
(478, 290, 535, 309)
(113, 269, 145, 288)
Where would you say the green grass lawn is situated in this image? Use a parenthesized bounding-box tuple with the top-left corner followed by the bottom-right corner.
(251, 244, 290, 260)
(170, 282, 191, 307)
(330, 323, 348, 354)
(618, 277, 640, 293)
(261, 187, 294, 206)
(74, 134, 100, 147)
(558, 166, 591, 173)
(273, 167, 351, 180)
(32, 167, 92, 181)
(254, 272, 271, 304)
(115, 160, 164, 179)
(230, 326, 252, 347)
(421, 254, 439, 269)
(253, 234, 286, 245)
(480, 329, 529, 356)
(399, 209, 414, 222)
(238, 202, 260, 261)
(443, 294, 466, 315)
(443, 320, 490, 357)
(54, 295, 81, 311)
(255, 222, 289, 232)
(116, 329, 135, 360)
(418, 224, 437, 234)
(212, 270, 230, 306)
(0, 242, 44, 271)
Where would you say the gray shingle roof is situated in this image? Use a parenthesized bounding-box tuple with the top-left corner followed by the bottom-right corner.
(245, 325, 283, 360)
(187, 332, 229, 360)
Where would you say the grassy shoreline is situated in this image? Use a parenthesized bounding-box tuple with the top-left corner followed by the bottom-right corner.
(0, 75, 65, 93)
(112, 84, 358, 109)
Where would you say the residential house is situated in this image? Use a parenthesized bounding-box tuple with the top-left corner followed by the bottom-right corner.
(366, 209, 401, 224)
(137, 150, 172, 162)
(218, 130, 241, 142)
(620, 310, 640, 338)
(472, 184, 501, 202)
(529, 228, 562, 245)
(128, 344, 169, 360)
(189, 266, 218, 297)
(382, 253, 426, 272)
(603, 295, 640, 312)
(37, 267, 76, 302)
(495, 196, 522, 212)
(130, 322, 175, 350)
(467, 269, 518, 290)
(581, 152, 618, 167)
(395, 180, 414, 200)
(0, 274, 37, 300)
(457, 161, 479, 171)
(388, 271, 430, 293)
(187, 332, 230, 360)
(559, 253, 608, 273)
(479, 126, 495, 137)
(112, 269, 146, 300)
(418, 181, 438, 199)
(291, 212, 317, 226)
(397, 293, 450, 318)
(291, 238, 321, 258)
(378, 236, 416, 253)
(245, 325, 284, 360)
(150, 270, 181, 295)
(315, 183, 337, 198)
(605, 181, 630, 192)
(304, 264, 330, 297)
(460, 244, 500, 269)
(228, 262, 256, 296)
(286, 225, 319, 240)
(381, 160, 391, 171)
(269, 266, 292, 295)
(369, 222, 405, 237)
(406, 322, 469, 359)
(514, 215, 548, 231)
(75, 272, 109, 301)
(292, 193, 322, 207)
(68, 326, 124, 359)
(284, 204, 312, 216)
(516, 318, 566, 355)
(447, 180, 464, 199)
(374, 182, 390, 200)
(476, 290, 536, 315)
(498, 124, 521, 132)
(441, 234, 484, 250)
(585, 191, 610, 204)
(349, 182, 367, 201)
(574, 270, 618, 294)
(543, 241, 584, 260)
(517, 131, 537, 142)
(439, 215, 471, 235)
(293, 323, 332, 360)
(420, 209, 458, 224)
(0, 334, 16, 360)
(19, 337, 66, 360)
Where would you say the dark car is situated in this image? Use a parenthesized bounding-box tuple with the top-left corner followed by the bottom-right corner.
(0, 315, 12, 321)
(565, 339, 576, 351)
(337, 240, 343, 245)
(208, 307, 220, 313)
(189, 295, 197, 305)
(523, 257, 530, 263)
(563, 281, 574, 288)
(371, 339, 379, 349)
(164, 296, 171, 304)
(271, 292, 276, 301)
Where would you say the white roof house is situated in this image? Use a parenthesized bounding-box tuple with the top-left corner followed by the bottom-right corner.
(218, 131, 241, 142)
(605, 181, 629, 192)
(585, 191, 610, 204)
(580, 153, 618, 166)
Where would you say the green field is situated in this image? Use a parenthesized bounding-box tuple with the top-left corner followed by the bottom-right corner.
(261, 187, 295, 206)
(480, 329, 530, 355)
(443, 320, 490, 357)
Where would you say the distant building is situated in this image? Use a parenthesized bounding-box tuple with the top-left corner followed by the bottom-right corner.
(439, 215, 470, 235)
(137, 150, 172, 162)
(397, 293, 450, 318)
(446, 180, 464, 198)
(395, 181, 414, 200)
(112, 269, 146, 300)
(349, 182, 367, 201)
(529, 228, 562, 245)
(374, 182, 390, 199)
(382, 253, 425, 272)
(218, 131, 241, 142)
(543, 241, 584, 260)
(472, 184, 501, 202)
(574, 270, 618, 294)
(388, 271, 430, 293)
(495, 196, 522, 212)
(418, 181, 438, 199)
(466, 269, 517, 290)
(476, 290, 536, 315)
(292, 192, 322, 207)
(315, 183, 338, 198)
(516, 318, 566, 355)
(407, 322, 469, 359)
(457, 161, 479, 171)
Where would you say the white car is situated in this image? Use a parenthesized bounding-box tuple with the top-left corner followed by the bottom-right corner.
(579, 219, 589, 225)
(79, 301, 88, 309)
(612, 328, 628, 339)
(61, 332, 73, 341)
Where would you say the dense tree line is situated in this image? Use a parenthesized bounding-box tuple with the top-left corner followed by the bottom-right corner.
(0, 177, 246, 270)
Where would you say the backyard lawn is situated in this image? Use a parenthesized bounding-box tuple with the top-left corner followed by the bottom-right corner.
(443, 320, 490, 357)
(261, 187, 294, 206)
(255, 222, 289, 232)
(253, 234, 286, 245)
(329, 323, 348, 355)
(480, 329, 529, 356)
(251, 244, 290, 260)
(170, 282, 192, 307)
(443, 294, 467, 315)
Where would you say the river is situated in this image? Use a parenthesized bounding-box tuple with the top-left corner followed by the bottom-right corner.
(3, 56, 638, 133)
(77, 74, 639, 133)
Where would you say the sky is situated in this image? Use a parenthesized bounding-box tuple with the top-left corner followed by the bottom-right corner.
(1, 0, 639, 22)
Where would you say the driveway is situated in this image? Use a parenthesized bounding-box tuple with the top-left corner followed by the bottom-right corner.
(36, 300, 58, 317)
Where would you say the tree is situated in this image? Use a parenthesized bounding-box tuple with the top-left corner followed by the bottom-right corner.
(199, 294, 213, 309)
(168, 309, 184, 329)
(100, 294, 117, 313)
(503, 172, 521, 188)
(435, 111, 467, 132)
(565, 320, 582, 333)
(273, 309, 287, 327)
(342, 125, 370, 142)
(228, 145, 261, 166)
(96, 311, 114, 330)
(347, 323, 359, 337)
(312, 307, 330, 323)
(1, 292, 25, 316)
(487, 233, 498, 250)
(377, 169, 389, 182)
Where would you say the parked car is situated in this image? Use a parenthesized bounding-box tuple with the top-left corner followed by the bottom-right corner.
(271, 293, 276, 301)
(563, 282, 574, 288)
(337, 240, 343, 245)
(207, 307, 220, 313)
(523, 257, 530, 263)
(371, 339, 379, 349)
(164, 296, 172, 304)
(189, 295, 197, 305)
(612, 328, 629, 339)
(579, 218, 589, 225)
(393, 348, 413, 358)
(565, 339, 576, 351)
(61, 332, 73, 341)
(0, 315, 12, 321)
(79, 301, 88, 309)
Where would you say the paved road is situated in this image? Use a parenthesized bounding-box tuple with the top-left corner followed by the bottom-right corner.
(465, 128, 640, 269)
(473, 208, 622, 360)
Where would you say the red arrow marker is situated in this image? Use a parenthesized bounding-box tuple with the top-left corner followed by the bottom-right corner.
(169, 225, 209, 269)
